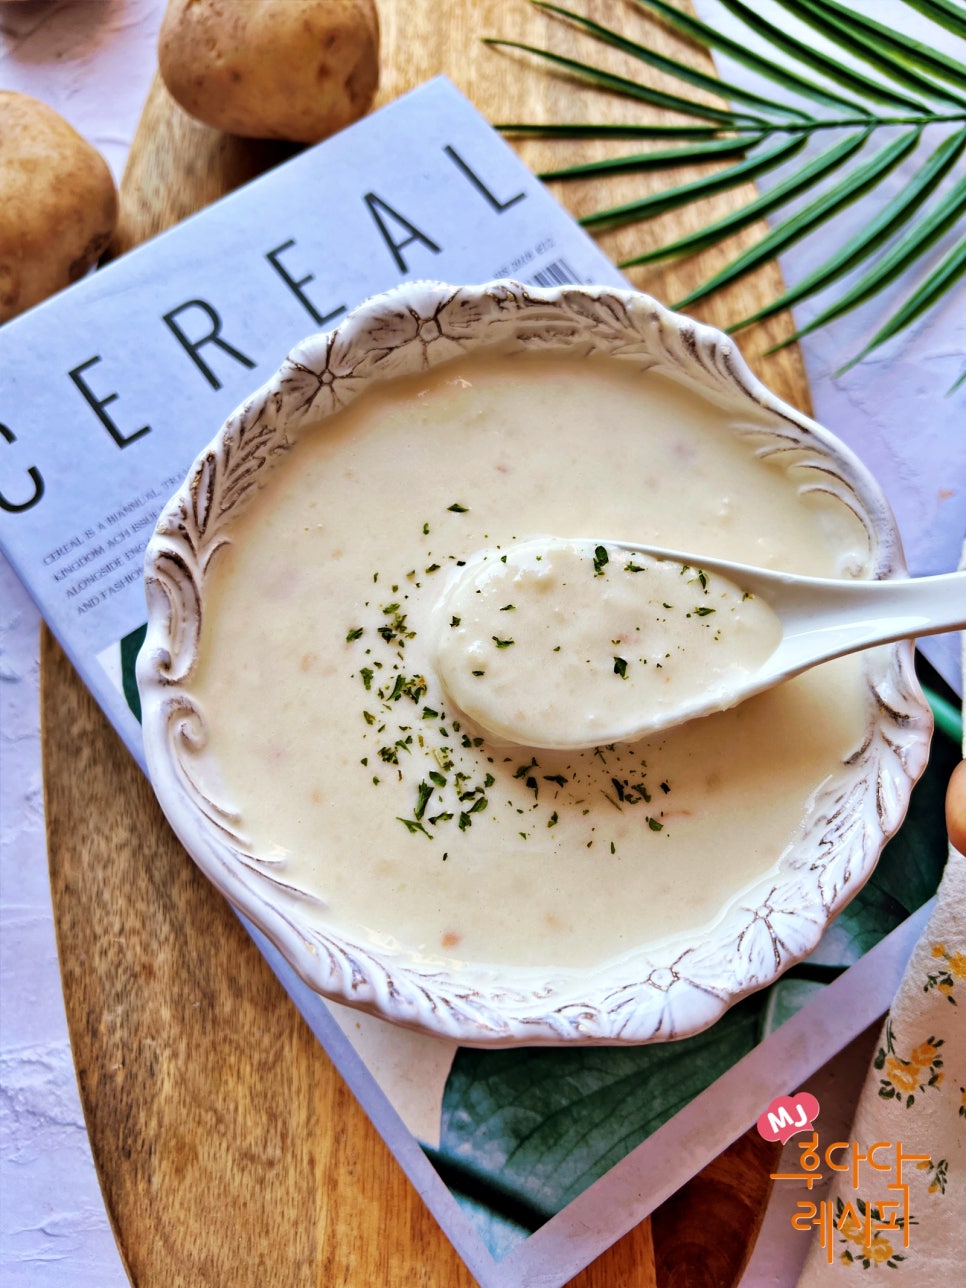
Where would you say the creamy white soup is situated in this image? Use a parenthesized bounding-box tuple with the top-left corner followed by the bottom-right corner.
(432, 537, 784, 749)
(190, 353, 870, 971)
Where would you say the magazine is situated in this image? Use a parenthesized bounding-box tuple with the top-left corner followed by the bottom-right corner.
(0, 77, 950, 1287)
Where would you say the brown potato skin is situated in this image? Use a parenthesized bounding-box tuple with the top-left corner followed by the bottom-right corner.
(158, 0, 380, 143)
(946, 758, 966, 857)
(0, 92, 118, 325)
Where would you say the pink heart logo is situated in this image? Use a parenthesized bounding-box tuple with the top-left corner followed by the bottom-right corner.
(757, 1091, 821, 1144)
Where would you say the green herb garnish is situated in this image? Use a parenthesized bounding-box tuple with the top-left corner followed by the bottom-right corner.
(414, 780, 434, 820)
(398, 817, 431, 837)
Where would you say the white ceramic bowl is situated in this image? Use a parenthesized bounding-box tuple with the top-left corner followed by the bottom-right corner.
(137, 280, 932, 1046)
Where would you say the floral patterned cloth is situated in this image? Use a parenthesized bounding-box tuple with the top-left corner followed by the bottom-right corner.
(796, 849, 965, 1277)
(797, 731, 965, 1277)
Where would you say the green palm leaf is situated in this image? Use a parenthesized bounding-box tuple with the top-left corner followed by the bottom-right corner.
(532, 1, 811, 119)
(839, 231, 966, 372)
(713, 0, 931, 111)
(491, 0, 966, 374)
(673, 128, 923, 308)
(540, 135, 762, 180)
(779, 0, 966, 107)
(580, 133, 807, 230)
(900, 0, 966, 44)
(483, 38, 766, 125)
(776, 174, 966, 346)
(629, 0, 875, 113)
(798, 0, 966, 97)
(730, 125, 966, 331)
(619, 129, 871, 265)
(499, 122, 737, 138)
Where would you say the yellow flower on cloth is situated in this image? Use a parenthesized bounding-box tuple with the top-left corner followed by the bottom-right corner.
(925, 943, 966, 999)
(834, 1195, 915, 1270)
(797, 819, 966, 1280)
(876, 1027, 945, 1105)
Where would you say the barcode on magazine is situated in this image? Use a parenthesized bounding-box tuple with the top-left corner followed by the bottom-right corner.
(527, 258, 583, 288)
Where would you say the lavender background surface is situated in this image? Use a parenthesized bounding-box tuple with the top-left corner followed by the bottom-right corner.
(1, 2, 962, 1284)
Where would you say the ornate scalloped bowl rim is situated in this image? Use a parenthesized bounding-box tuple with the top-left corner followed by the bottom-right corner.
(137, 281, 932, 1047)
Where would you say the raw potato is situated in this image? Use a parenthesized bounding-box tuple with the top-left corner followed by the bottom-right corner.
(947, 759, 966, 856)
(0, 93, 118, 325)
(158, 0, 380, 143)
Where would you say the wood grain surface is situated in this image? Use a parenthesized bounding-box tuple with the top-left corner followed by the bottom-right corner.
(43, 3, 794, 1284)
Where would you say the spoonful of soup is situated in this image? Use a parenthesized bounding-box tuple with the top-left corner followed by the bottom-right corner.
(431, 537, 965, 750)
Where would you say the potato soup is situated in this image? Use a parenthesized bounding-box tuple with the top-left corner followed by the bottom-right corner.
(189, 353, 871, 971)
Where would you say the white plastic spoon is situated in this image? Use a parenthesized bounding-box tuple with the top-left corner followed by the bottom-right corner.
(432, 537, 966, 750)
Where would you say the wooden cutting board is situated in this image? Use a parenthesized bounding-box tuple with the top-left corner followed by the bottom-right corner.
(43, 3, 804, 1283)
